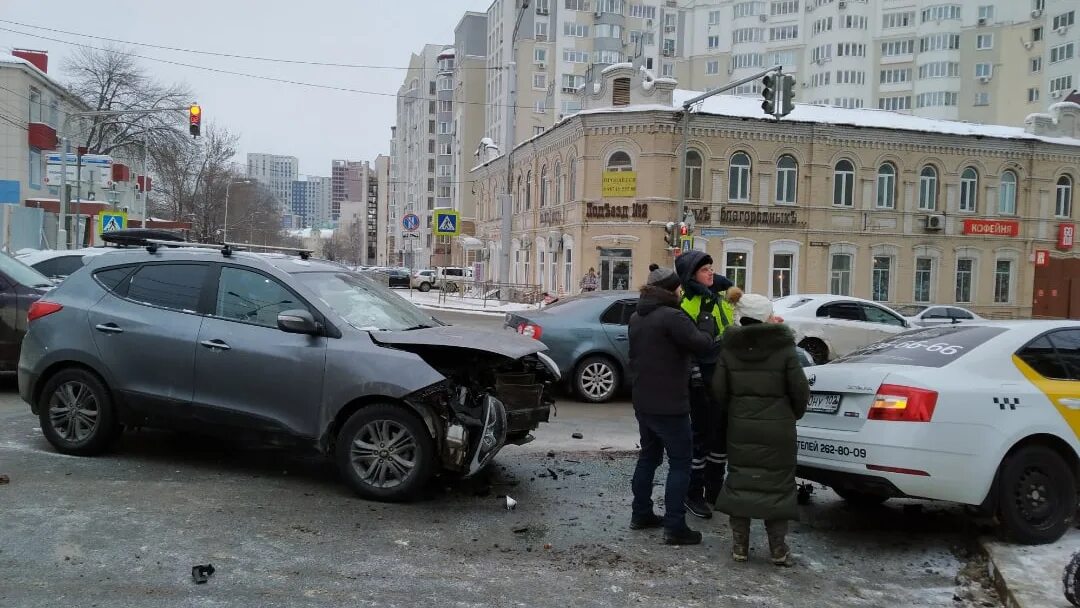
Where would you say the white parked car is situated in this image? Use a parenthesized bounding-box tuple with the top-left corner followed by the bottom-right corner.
(773, 294, 911, 364)
(897, 304, 984, 327)
(411, 269, 437, 291)
(16, 247, 115, 282)
(796, 320, 1080, 544)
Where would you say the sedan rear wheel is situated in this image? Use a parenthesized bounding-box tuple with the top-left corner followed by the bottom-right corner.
(336, 404, 435, 502)
(575, 356, 619, 403)
(799, 339, 829, 365)
(996, 445, 1076, 544)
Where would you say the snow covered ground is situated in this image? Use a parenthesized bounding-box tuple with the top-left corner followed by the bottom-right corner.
(394, 289, 540, 315)
(984, 529, 1078, 607)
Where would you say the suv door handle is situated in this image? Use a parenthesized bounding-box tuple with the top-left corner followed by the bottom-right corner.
(94, 323, 123, 334)
(1059, 398, 1080, 410)
(200, 339, 231, 351)
(615, 335, 628, 341)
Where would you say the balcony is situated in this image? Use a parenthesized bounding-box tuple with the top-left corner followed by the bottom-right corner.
(27, 122, 57, 150)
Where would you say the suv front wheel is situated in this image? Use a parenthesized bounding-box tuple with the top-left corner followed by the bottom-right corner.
(336, 404, 436, 501)
(38, 368, 119, 456)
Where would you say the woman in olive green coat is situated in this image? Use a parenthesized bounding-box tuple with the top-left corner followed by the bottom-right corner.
(711, 293, 810, 566)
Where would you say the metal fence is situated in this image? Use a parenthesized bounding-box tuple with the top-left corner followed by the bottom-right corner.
(437, 279, 544, 308)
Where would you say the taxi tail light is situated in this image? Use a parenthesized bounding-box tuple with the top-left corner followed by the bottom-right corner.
(868, 384, 937, 422)
(517, 322, 543, 340)
(28, 300, 63, 323)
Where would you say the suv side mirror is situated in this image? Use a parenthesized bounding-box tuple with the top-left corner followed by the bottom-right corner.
(277, 309, 319, 335)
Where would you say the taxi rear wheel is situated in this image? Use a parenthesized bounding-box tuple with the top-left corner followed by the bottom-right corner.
(996, 445, 1076, 545)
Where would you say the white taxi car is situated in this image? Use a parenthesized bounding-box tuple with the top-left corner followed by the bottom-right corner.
(773, 294, 912, 364)
(797, 321, 1080, 544)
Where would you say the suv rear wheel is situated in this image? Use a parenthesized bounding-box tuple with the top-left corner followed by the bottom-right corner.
(38, 368, 119, 456)
(336, 404, 436, 501)
(418, 282, 432, 292)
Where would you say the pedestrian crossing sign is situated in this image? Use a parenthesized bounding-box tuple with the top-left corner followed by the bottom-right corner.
(98, 210, 127, 234)
(433, 209, 460, 236)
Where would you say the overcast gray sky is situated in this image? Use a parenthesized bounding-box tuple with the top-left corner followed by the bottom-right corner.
(1, 0, 491, 175)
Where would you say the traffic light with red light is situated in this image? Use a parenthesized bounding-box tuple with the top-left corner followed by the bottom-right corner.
(189, 104, 202, 137)
(679, 222, 688, 237)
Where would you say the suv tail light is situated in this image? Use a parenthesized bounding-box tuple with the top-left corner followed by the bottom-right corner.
(517, 322, 543, 340)
(28, 301, 63, 323)
(869, 384, 938, 422)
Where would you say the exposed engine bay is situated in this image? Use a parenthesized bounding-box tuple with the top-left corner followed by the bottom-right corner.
(388, 343, 559, 476)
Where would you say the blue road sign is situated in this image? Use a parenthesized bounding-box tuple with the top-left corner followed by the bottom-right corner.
(433, 210, 460, 236)
(402, 213, 420, 231)
(699, 228, 728, 238)
(98, 210, 127, 233)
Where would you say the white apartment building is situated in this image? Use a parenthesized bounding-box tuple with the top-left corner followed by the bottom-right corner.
(676, 0, 1080, 124)
(246, 153, 299, 212)
(391, 44, 448, 269)
(484, 0, 679, 149)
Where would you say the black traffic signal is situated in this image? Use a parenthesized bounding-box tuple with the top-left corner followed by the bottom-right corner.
(761, 74, 776, 116)
(664, 221, 677, 248)
(189, 104, 202, 137)
(779, 75, 796, 117)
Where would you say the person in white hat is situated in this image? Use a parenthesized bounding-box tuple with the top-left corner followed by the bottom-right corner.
(710, 293, 810, 566)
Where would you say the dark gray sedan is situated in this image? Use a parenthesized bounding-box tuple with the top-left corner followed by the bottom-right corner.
(506, 291, 817, 403)
(506, 291, 637, 403)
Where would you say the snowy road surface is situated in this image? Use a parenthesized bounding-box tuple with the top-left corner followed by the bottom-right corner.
(0, 382, 1005, 608)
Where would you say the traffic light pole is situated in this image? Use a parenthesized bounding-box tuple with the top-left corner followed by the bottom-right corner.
(676, 65, 784, 241)
(498, 1, 529, 303)
(54, 106, 192, 250)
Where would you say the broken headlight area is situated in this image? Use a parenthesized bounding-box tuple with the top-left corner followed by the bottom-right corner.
(406, 381, 508, 476)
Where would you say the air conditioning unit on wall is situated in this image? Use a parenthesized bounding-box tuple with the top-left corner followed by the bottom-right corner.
(925, 214, 945, 231)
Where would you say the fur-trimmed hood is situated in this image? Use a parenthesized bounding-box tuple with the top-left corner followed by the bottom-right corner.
(721, 323, 796, 362)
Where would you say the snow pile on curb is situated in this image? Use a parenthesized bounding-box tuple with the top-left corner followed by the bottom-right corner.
(983, 529, 1078, 608)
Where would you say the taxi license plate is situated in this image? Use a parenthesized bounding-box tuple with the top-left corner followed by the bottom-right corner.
(808, 392, 841, 414)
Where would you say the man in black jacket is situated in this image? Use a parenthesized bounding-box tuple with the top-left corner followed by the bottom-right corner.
(628, 265, 715, 545)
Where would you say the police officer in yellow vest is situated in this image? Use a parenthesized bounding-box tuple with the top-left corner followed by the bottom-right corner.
(673, 250, 741, 519)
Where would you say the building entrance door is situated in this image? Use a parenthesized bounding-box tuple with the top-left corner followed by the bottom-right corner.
(600, 248, 632, 291)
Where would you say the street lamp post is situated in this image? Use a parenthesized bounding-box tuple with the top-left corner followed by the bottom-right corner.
(223, 178, 253, 243)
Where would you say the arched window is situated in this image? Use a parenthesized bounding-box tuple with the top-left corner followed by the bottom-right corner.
(606, 151, 633, 171)
(684, 150, 703, 200)
(554, 161, 563, 205)
(729, 152, 751, 201)
(540, 166, 549, 207)
(1056, 175, 1073, 217)
(568, 158, 577, 200)
(876, 163, 896, 209)
(960, 167, 978, 212)
(833, 159, 855, 207)
(515, 175, 522, 213)
(775, 155, 797, 204)
(525, 170, 532, 210)
(999, 170, 1018, 215)
(919, 165, 938, 211)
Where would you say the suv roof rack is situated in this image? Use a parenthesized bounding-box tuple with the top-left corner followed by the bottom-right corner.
(141, 238, 314, 260)
(101, 228, 186, 247)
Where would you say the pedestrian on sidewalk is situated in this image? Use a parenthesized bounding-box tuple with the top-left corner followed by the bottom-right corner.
(673, 250, 741, 519)
(579, 267, 599, 293)
(628, 265, 715, 545)
(711, 293, 809, 566)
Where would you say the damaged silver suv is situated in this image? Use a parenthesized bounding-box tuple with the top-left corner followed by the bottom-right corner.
(18, 241, 557, 501)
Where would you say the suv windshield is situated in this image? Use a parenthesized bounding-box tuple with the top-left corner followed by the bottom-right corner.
(0, 253, 54, 288)
(293, 271, 436, 331)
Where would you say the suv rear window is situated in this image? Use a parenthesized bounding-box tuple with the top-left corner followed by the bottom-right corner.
(832, 325, 1007, 367)
(93, 266, 135, 292)
(127, 264, 208, 313)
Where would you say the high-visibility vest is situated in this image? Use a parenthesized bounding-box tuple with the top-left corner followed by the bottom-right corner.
(681, 293, 735, 336)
